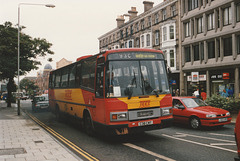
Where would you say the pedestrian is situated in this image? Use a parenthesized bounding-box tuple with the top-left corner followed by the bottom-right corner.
(193, 89, 200, 98)
(221, 89, 229, 98)
(172, 89, 176, 96)
(227, 87, 233, 97)
(180, 89, 186, 96)
(201, 88, 207, 100)
(175, 89, 180, 96)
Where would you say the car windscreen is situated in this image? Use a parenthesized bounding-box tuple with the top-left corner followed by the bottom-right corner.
(35, 96, 48, 102)
(182, 98, 207, 108)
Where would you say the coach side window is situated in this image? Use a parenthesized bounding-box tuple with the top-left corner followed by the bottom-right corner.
(69, 64, 76, 88)
(81, 58, 96, 90)
(61, 67, 69, 87)
(55, 71, 61, 88)
(95, 57, 105, 97)
(75, 63, 82, 87)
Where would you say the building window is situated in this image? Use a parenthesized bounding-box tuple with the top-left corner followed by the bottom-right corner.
(185, 22, 190, 37)
(188, 0, 198, 11)
(141, 35, 144, 47)
(146, 34, 151, 47)
(136, 38, 140, 47)
(197, 17, 203, 33)
(148, 16, 151, 27)
(162, 9, 166, 20)
(130, 25, 133, 35)
(163, 27, 167, 41)
(193, 44, 199, 61)
(141, 19, 145, 30)
(224, 7, 232, 26)
(169, 25, 174, 39)
(185, 46, 191, 62)
(129, 40, 133, 48)
(135, 23, 139, 32)
(125, 28, 128, 37)
(224, 37, 232, 56)
(171, 5, 176, 16)
(200, 42, 204, 60)
(155, 31, 159, 45)
(208, 41, 215, 59)
(170, 50, 175, 67)
(237, 3, 240, 22)
(155, 13, 159, 24)
(120, 30, 123, 39)
(208, 13, 215, 30)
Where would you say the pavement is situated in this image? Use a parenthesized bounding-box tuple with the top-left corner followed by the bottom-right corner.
(0, 101, 238, 161)
(0, 101, 82, 161)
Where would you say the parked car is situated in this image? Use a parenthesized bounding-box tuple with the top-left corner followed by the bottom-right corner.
(32, 94, 49, 112)
(172, 96, 232, 129)
(235, 111, 240, 161)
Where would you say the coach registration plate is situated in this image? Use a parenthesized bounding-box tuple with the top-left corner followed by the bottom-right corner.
(138, 120, 153, 126)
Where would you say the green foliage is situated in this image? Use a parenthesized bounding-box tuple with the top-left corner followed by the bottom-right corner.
(0, 21, 54, 107)
(20, 78, 39, 96)
(205, 94, 240, 113)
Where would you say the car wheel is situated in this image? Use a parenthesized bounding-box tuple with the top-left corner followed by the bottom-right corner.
(190, 117, 201, 129)
(84, 113, 94, 136)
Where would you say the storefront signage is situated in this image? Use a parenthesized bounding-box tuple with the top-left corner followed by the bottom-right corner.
(187, 75, 206, 82)
(211, 73, 229, 80)
(223, 73, 229, 79)
(191, 72, 199, 82)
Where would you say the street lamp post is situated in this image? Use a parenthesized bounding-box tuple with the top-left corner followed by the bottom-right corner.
(17, 3, 55, 115)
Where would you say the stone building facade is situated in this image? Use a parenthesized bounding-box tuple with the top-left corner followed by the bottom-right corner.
(98, 0, 180, 91)
(180, 0, 240, 99)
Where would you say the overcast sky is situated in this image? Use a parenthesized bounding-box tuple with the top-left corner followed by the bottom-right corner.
(1, 0, 163, 77)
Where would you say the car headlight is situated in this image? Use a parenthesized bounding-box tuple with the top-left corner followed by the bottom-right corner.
(206, 114, 217, 118)
(226, 112, 230, 116)
(110, 112, 128, 121)
(162, 107, 172, 116)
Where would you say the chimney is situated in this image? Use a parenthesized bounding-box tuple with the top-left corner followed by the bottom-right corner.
(116, 15, 125, 27)
(143, 1, 154, 12)
(128, 7, 138, 20)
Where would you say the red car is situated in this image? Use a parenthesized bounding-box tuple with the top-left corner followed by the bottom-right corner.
(172, 97, 232, 129)
(235, 111, 240, 161)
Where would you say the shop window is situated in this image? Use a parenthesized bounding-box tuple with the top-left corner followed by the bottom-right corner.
(224, 37, 232, 57)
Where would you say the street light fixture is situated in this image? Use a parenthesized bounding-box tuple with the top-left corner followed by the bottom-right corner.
(17, 3, 55, 115)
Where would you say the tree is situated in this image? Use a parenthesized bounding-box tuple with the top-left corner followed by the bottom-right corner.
(0, 22, 54, 107)
(20, 78, 39, 97)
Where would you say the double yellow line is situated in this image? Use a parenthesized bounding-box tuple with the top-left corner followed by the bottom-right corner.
(26, 112, 99, 161)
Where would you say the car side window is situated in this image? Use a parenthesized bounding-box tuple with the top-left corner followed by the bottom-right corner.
(173, 99, 184, 109)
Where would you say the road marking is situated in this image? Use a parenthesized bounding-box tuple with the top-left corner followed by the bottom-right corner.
(210, 143, 236, 146)
(123, 143, 176, 161)
(26, 112, 99, 161)
(176, 132, 235, 143)
(162, 134, 237, 153)
(209, 133, 235, 137)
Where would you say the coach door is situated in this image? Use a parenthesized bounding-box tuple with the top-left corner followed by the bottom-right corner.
(93, 57, 106, 123)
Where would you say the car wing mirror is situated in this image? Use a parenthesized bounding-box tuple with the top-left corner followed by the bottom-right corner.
(178, 105, 185, 110)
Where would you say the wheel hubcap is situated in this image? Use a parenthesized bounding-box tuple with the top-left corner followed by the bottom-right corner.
(191, 118, 199, 129)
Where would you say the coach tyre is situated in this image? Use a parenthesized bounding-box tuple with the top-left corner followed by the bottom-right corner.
(84, 113, 94, 136)
(190, 116, 201, 129)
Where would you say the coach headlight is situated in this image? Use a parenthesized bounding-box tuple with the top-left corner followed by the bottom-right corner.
(110, 112, 128, 121)
(162, 107, 172, 116)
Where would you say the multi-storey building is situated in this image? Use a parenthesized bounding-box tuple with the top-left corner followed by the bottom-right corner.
(180, 0, 240, 99)
(98, 0, 180, 91)
(36, 64, 52, 94)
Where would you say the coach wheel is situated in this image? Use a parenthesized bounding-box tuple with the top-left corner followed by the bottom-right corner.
(190, 117, 201, 129)
(55, 106, 61, 121)
(84, 113, 94, 136)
